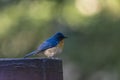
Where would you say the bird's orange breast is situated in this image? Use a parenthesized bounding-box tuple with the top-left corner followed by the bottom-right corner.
(57, 40, 64, 48)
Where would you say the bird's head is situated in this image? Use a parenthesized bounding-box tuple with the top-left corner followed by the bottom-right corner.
(54, 32, 67, 41)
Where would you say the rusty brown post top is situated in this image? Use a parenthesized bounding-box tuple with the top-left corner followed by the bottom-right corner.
(0, 58, 63, 80)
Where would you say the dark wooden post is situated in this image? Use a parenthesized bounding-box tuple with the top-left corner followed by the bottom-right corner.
(0, 58, 63, 80)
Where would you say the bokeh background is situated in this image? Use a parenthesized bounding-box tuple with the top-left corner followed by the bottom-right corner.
(0, 0, 120, 80)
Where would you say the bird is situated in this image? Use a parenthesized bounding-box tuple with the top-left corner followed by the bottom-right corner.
(24, 32, 67, 58)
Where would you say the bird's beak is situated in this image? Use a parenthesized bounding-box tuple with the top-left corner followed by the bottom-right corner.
(64, 36, 68, 38)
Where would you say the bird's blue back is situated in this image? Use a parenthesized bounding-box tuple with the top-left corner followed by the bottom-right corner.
(37, 36, 59, 52)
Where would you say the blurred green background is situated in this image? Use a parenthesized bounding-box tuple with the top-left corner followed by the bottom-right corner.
(0, 0, 120, 80)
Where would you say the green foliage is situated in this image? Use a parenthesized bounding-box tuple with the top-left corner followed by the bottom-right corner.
(0, 0, 120, 80)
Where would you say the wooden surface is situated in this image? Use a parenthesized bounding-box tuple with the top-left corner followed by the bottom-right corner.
(0, 58, 63, 80)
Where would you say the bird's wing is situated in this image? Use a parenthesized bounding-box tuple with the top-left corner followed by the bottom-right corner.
(24, 39, 58, 58)
(37, 41, 57, 51)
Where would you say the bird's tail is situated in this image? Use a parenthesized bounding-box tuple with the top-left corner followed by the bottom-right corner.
(24, 50, 39, 58)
